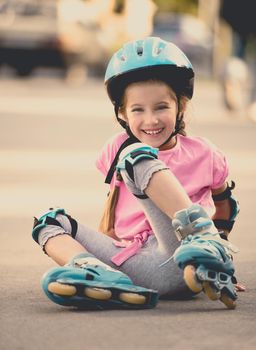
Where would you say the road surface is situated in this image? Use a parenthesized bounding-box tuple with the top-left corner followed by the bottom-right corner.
(1, 73, 256, 350)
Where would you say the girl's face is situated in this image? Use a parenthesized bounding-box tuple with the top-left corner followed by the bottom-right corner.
(120, 81, 180, 150)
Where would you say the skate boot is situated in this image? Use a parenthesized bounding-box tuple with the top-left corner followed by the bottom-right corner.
(172, 204, 238, 309)
(41, 252, 158, 310)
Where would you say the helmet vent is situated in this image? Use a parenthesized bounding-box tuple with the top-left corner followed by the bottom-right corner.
(120, 54, 126, 61)
(137, 46, 143, 56)
(154, 41, 166, 56)
(155, 47, 162, 55)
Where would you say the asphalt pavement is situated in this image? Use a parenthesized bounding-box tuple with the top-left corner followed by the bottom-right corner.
(1, 72, 256, 350)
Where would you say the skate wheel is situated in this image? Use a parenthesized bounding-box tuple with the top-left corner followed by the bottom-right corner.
(84, 287, 112, 301)
(48, 282, 76, 296)
(220, 293, 237, 309)
(184, 265, 203, 293)
(203, 282, 220, 301)
(119, 292, 146, 305)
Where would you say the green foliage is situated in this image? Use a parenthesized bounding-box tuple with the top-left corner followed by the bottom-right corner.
(153, 0, 198, 15)
(112, 0, 198, 15)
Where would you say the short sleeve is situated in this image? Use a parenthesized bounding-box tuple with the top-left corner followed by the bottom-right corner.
(211, 148, 229, 189)
(95, 132, 128, 177)
(95, 147, 109, 176)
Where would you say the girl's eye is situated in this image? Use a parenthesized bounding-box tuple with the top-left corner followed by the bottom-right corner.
(131, 108, 143, 113)
(157, 105, 169, 110)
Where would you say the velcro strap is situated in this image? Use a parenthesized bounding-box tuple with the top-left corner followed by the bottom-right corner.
(175, 218, 213, 241)
(213, 219, 234, 232)
(175, 223, 195, 241)
(66, 214, 78, 238)
(117, 144, 159, 172)
(130, 150, 158, 160)
(212, 181, 235, 201)
(219, 232, 228, 241)
(134, 193, 148, 199)
(32, 216, 62, 243)
(105, 137, 137, 184)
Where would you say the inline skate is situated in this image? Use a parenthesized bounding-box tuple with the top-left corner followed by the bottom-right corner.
(172, 205, 238, 309)
(41, 252, 158, 310)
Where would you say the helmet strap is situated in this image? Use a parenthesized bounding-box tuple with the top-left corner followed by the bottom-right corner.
(158, 112, 182, 148)
(114, 104, 119, 118)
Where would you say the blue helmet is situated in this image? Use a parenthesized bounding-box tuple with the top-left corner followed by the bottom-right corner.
(105, 37, 194, 110)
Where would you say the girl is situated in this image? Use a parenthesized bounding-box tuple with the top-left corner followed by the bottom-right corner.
(33, 37, 239, 310)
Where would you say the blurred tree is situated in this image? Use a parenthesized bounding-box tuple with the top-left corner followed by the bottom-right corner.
(153, 0, 198, 14)
(114, 0, 125, 13)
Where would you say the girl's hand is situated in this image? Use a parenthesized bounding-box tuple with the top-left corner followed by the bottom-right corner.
(235, 282, 246, 292)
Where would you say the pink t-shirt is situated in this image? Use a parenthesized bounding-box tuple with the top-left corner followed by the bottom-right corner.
(96, 132, 228, 242)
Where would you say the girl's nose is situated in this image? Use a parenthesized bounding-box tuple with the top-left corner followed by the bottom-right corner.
(145, 111, 159, 124)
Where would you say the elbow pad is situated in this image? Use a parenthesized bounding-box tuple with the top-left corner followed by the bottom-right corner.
(212, 181, 240, 232)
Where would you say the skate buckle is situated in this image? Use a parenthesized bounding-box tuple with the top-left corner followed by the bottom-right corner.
(175, 227, 186, 241)
(174, 223, 195, 241)
(174, 218, 213, 242)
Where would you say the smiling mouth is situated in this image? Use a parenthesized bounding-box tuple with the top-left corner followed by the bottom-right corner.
(142, 128, 164, 135)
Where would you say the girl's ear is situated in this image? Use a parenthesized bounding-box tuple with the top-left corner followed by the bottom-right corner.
(179, 96, 187, 113)
(118, 110, 128, 123)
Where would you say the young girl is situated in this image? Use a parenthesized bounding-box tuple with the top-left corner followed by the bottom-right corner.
(33, 37, 240, 310)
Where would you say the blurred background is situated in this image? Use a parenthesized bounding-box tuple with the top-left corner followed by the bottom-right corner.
(0, 0, 254, 79)
(1, 0, 255, 112)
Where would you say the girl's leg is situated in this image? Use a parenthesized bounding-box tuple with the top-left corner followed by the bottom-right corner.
(37, 212, 123, 266)
(35, 210, 188, 296)
(36, 213, 159, 308)
(44, 234, 86, 266)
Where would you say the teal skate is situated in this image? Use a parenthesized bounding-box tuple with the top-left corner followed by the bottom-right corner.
(41, 253, 158, 310)
(171, 205, 238, 309)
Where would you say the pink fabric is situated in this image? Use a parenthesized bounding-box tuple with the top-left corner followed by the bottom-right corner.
(111, 230, 153, 266)
(96, 132, 229, 264)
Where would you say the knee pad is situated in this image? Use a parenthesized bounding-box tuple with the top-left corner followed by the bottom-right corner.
(212, 181, 240, 233)
(32, 208, 78, 244)
(116, 143, 158, 182)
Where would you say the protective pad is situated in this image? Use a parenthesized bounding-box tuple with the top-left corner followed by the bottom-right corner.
(32, 208, 77, 243)
(212, 181, 240, 232)
(116, 143, 158, 182)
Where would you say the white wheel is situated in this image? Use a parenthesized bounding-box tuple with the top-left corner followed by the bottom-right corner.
(119, 292, 146, 305)
(184, 265, 203, 293)
(48, 282, 76, 296)
(84, 287, 112, 301)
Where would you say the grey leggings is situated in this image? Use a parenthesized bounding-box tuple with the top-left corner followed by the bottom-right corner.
(38, 158, 189, 297)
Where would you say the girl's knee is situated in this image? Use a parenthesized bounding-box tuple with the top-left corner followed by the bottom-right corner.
(32, 208, 78, 250)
